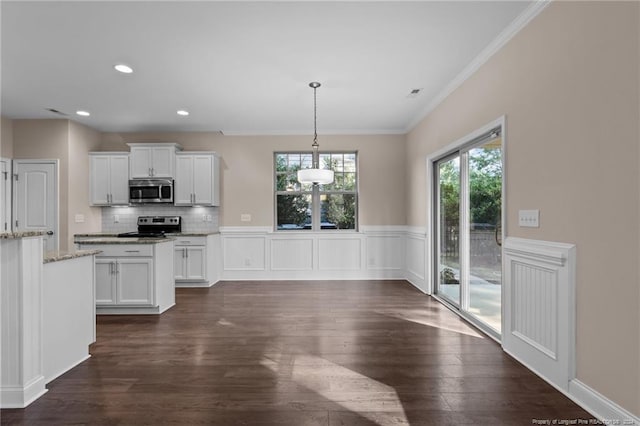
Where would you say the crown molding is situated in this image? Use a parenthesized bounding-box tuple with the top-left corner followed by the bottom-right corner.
(404, 0, 552, 133)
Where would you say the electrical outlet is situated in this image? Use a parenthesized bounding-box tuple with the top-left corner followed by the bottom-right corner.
(206, 214, 212, 222)
(244, 258, 251, 267)
(74, 214, 85, 223)
(113, 215, 120, 223)
(518, 209, 539, 228)
(202, 215, 207, 222)
(240, 214, 251, 222)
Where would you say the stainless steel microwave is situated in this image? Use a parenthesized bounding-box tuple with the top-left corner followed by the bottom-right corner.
(129, 179, 174, 204)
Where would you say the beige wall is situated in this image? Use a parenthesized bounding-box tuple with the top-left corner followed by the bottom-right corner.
(1, 117, 13, 158)
(100, 132, 406, 228)
(407, 1, 639, 415)
(13, 119, 70, 249)
(13, 119, 104, 249)
(68, 121, 102, 249)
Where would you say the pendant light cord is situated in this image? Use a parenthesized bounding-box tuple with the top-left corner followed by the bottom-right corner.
(312, 83, 319, 168)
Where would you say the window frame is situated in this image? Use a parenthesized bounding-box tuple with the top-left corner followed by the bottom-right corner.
(274, 150, 359, 232)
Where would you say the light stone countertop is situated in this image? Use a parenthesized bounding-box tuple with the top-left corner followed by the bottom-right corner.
(74, 231, 219, 238)
(167, 232, 219, 236)
(44, 249, 102, 264)
(0, 231, 46, 239)
(77, 237, 176, 245)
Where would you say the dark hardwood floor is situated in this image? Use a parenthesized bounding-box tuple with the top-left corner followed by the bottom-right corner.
(2, 280, 592, 425)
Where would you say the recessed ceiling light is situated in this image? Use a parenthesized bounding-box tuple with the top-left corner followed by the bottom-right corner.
(76, 110, 90, 117)
(177, 110, 189, 116)
(114, 64, 133, 74)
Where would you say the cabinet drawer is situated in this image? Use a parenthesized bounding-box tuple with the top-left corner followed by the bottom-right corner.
(81, 244, 154, 257)
(173, 236, 206, 246)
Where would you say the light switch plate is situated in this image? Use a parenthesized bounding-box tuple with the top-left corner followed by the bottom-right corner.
(518, 209, 539, 228)
(74, 214, 85, 223)
(240, 214, 251, 222)
(113, 215, 119, 223)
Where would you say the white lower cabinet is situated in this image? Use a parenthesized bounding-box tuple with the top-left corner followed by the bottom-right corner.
(95, 257, 153, 306)
(174, 235, 219, 287)
(95, 258, 117, 305)
(80, 241, 175, 314)
(174, 246, 206, 281)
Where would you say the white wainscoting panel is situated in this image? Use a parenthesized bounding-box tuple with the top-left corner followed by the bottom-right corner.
(220, 227, 414, 280)
(405, 228, 427, 293)
(318, 237, 362, 271)
(366, 236, 404, 270)
(271, 238, 313, 271)
(511, 262, 557, 359)
(503, 237, 575, 392)
(223, 235, 266, 271)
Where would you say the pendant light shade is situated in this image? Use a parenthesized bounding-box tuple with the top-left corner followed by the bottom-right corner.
(297, 168, 334, 185)
(297, 82, 334, 185)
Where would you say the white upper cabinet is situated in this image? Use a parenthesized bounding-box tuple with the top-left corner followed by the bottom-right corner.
(128, 143, 181, 179)
(175, 152, 220, 206)
(90, 153, 129, 206)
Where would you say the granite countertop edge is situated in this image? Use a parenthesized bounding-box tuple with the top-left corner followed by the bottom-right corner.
(74, 231, 219, 238)
(77, 237, 177, 245)
(44, 249, 102, 264)
(1, 231, 46, 239)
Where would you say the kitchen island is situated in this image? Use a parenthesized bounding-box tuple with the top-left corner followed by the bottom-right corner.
(1, 232, 103, 408)
(43, 248, 101, 384)
(77, 237, 175, 314)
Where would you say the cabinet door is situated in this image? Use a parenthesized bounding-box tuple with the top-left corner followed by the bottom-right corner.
(129, 147, 152, 178)
(174, 247, 187, 280)
(192, 155, 213, 205)
(174, 156, 194, 205)
(117, 258, 154, 306)
(95, 258, 117, 305)
(185, 246, 206, 280)
(151, 147, 174, 178)
(90, 156, 111, 205)
(109, 155, 130, 205)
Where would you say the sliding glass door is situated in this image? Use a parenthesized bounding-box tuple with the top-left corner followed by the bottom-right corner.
(434, 128, 503, 335)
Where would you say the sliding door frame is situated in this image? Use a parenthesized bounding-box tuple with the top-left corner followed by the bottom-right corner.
(426, 116, 507, 341)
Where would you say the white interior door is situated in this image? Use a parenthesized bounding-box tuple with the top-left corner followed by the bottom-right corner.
(13, 160, 58, 251)
(0, 158, 10, 232)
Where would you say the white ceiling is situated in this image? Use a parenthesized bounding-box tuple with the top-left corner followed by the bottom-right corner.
(1, 1, 532, 135)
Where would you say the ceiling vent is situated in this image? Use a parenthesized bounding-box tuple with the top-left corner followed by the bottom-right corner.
(407, 88, 422, 99)
(45, 108, 67, 116)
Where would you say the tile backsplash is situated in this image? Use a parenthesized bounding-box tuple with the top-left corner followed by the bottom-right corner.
(101, 206, 219, 233)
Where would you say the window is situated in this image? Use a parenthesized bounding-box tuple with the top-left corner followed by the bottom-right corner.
(275, 152, 357, 231)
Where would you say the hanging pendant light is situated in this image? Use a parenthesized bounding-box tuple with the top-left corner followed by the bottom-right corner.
(297, 82, 334, 185)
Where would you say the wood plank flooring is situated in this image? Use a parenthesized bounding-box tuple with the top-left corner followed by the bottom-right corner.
(1, 280, 593, 425)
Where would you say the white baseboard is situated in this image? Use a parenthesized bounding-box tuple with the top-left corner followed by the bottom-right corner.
(175, 281, 215, 288)
(568, 379, 640, 425)
(0, 376, 47, 409)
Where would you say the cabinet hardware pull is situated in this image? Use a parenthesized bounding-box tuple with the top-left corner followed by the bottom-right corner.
(125, 250, 140, 253)
(183, 248, 187, 258)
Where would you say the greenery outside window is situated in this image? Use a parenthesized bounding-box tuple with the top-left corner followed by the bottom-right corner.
(275, 152, 357, 231)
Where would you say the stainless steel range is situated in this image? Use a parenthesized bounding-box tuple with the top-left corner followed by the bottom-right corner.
(117, 216, 182, 238)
